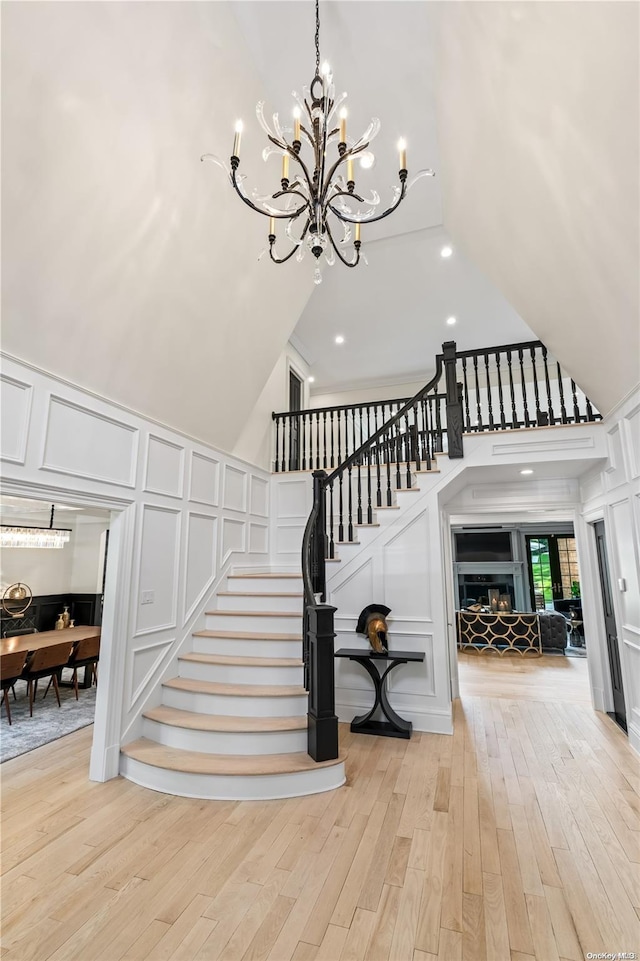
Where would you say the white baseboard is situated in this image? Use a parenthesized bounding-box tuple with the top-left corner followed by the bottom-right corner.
(336, 701, 453, 735)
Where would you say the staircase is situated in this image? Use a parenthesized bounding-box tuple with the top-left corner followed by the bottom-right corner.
(120, 572, 346, 800)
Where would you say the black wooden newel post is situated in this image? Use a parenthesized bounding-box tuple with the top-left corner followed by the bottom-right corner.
(307, 603, 339, 762)
(443, 340, 464, 458)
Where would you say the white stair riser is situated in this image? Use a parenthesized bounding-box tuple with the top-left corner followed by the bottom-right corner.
(141, 717, 307, 755)
(205, 612, 302, 633)
(163, 685, 307, 717)
(120, 755, 346, 801)
(227, 576, 302, 593)
(178, 658, 303, 686)
(216, 594, 302, 613)
(193, 636, 302, 658)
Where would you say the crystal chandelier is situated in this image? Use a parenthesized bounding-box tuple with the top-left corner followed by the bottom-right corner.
(202, 0, 433, 285)
(0, 505, 71, 549)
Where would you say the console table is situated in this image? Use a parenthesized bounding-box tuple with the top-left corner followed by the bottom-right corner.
(335, 648, 425, 739)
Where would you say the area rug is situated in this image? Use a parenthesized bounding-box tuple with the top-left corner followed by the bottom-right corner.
(0, 670, 96, 762)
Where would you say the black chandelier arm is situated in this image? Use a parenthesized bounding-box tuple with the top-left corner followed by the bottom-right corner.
(326, 177, 407, 227)
(230, 163, 308, 220)
(269, 220, 310, 264)
(319, 143, 370, 206)
(272, 186, 310, 207)
(326, 186, 366, 206)
(324, 218, 361, 268)
(268, 135, 316, 198)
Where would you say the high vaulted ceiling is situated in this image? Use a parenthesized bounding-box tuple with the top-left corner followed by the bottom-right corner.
(2, 2, 637, 460)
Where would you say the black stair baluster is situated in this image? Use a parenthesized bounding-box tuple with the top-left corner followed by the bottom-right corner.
(347, 466, 354, 542)
(301, 413, 307, 471)
(336, 411, 342, 464)
(366, 405, 371, 448)
(518, 349, 531, 427)
(338, 473, 344, 542)
(473, 355, 483, 430)
(571, 379, 581, 422)
(315, 413, 320, 469)
(557, 363, 568, 423)
(484, 353, 495, 429)
(375, 443, 382, 507)
(281, 417, 287, 472)
(530, 345, 544, 425)
(322, 412, 327, 468)
(585, 394, 594, 421)
(328, 481, 335, 558)
(495, 352, 506, 428)
(274, 417, 280, 472)
(366, 449, 373, 524)
(385, 430, 393, 506)
(330, 411, 335, 468)
(356, 456, 363, 525)
(541, 346, 556, 424)
(507, 350, 518, 428)
(352, 409, 357, 462)
(405, 412, 412, 488)
(394, 420, 402, 491)
(423, 398, 431, 471)
(434, 394, 443, 451)
(462, 357, 471, 431)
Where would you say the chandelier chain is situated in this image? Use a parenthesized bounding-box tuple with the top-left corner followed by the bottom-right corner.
(314, 0, 320, 76)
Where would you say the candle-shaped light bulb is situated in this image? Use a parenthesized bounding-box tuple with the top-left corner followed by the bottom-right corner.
(269, 217, 275, 236)
(398, 137, 407, 170)
(347, 157, 354, 182)
(339, 107, 348, 143)
(321, 61, 331, 77)
(293, 106, 301, 141)
(233, 119, 243, 158)
(282, 152, 289, 180)
(355, 222, 361, 243)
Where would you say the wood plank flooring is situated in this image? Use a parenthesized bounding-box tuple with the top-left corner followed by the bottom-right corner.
(2, 653, 639, 961)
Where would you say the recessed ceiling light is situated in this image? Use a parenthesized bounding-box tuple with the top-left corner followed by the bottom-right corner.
(446, 316, 457, 326)
(441, 246, 453, 258)
(520, 469, 534, 475)
(335, 335, 345, 345)
(308, 376, 315, 383)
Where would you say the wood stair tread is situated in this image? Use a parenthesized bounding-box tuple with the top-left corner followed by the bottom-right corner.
(143, 706, 307, 732)
(164, 677, 306, 697)
(179, 652, 302, 668)
(205, 610, 301, 618)
(217, 591, 303, 598)
(231, 572, 302, 578)
(121, 738, 346, 775)
(194, 630, 302, 641)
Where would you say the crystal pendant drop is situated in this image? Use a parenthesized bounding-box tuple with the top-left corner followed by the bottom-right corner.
(314, 267, 323, 285)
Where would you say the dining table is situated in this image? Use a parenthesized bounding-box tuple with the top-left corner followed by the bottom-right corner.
(1, 626, 101, 688)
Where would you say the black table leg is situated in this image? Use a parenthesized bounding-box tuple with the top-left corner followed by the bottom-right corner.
(350, 656, 412, 738)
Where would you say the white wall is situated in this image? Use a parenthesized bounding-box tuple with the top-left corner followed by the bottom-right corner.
(234, 342, 310, 470)
(1, 2, 315, 453)
(1, 354, 271, 780)
(310, 379, 428, 412)
(0, 511, 76, 597)
(70, 516, 110, 594)
(579, 387, 640, 754)
(436, 1, 639, 415)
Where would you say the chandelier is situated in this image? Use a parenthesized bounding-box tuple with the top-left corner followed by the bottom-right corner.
(0, 505, 71, 549)
(202, 0, 433, 284)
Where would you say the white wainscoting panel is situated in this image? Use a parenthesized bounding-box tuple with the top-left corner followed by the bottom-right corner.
(382, 510, 431, 620)
(0, 374, 33, 464)
(223, 465, 248, 512)
(135, 505, 181, 635)
(130, 638, 174, 709)
(624, 402, 640, 480)
(609, 498, 640, 630)
(221, 517, 246, 565)
(43, 396, 138, 487)
(249, 522, 268, 554)
(250, 475, 269, 517)
(145, 435, 184, 498)
(189, 452, 220, 506)
(330, 558, 374, 619)
(605, 423, 626, 491)
(184, 513, 218, 621)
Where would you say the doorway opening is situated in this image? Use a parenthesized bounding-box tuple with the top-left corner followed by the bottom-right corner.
(288, 367, 303, 471)
(1, 494, 111, 761)
(593, 520, 627, 732)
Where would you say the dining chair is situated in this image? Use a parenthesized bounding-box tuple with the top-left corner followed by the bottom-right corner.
(67, 636, 100, 699)
(21, 641, 75, 717)
(1, 651, 28, 725)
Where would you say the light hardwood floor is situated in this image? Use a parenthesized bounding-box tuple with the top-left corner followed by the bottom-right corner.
(2, 653, 639, 961)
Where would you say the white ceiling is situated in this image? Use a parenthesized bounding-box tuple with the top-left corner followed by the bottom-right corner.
(232, 1, 537, 393)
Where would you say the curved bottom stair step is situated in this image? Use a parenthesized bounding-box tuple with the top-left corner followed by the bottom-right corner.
(143, 705, 307, 732)
(141, 706, 308, 754)
(120, 738, 347, 801)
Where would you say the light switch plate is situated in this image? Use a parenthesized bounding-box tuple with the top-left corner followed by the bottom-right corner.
(141, 590, 155, 605)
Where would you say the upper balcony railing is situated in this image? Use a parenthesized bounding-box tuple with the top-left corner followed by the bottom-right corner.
(274, 339, 601, 473)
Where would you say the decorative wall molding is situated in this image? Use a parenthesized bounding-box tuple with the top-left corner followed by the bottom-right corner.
(491, 434, 596, 456)
(189, 452, 220, 507)
(183, 512, 218, 622)
(0, 374, 33, 465)
(144, 435, 185, 499)
(133, 505, 181, 636)
(221, 516, 246, 565)
(250, 475, 269, 517)
(249, 522, 268, 554)
(223, 464, 248, 513)
(129, 638, 175, 708)
(42, 395, 138, 488)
